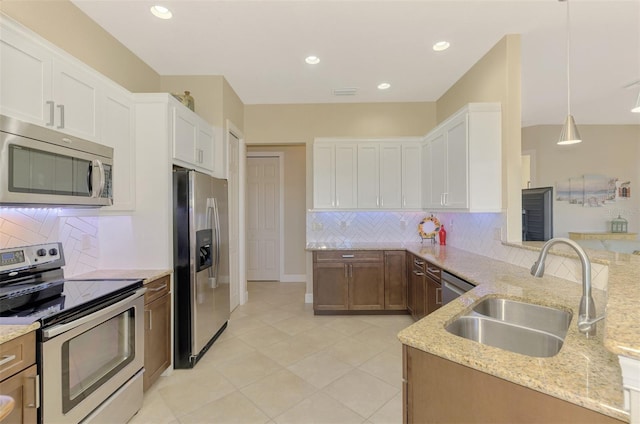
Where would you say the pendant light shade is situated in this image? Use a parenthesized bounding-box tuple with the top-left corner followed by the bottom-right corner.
(558, 0, 582, 145)
(558, 114, 582, 145)
(632, 90, 640, 113)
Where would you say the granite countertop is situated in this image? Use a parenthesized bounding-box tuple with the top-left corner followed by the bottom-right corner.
(0, 322, 40, 344)
(69, 269, 172, 284)
(307, 241, 633, 421)
(0, 269, 172, 345)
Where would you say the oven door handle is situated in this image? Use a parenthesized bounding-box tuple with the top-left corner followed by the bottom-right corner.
(42, 288, 146, 339)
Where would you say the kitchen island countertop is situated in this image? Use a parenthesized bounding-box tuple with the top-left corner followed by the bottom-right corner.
(0, 322, 40, 344)
(308, 241, 634, 422)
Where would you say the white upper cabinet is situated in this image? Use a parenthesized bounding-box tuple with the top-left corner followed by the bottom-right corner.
(171, 98, 216, 174)
(401, 142, 421, 209)
(313, 140, 357, 209)
(334, 144, 358, 209)
(102, 86, 135, 211)
(0, 22, 53, 125)
(422, 103, 502, 212)
(0, 18, 101, 141)
(313, 138, 420, 210)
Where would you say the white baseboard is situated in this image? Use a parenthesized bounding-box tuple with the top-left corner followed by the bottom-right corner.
(304, 293, 313, 304)
(279, 274, 306, 283)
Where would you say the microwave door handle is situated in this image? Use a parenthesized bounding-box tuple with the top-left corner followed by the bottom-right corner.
(88, 160, 105, 198)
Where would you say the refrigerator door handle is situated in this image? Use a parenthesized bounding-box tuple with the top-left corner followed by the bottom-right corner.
(212, 197, 222, 288)
(206, 198, 219, 288)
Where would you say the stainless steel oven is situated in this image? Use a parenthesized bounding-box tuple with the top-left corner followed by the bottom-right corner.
(0, 242, 145, 423)
(41, 288, 145, 423)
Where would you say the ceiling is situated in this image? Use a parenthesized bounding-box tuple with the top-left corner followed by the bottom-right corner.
(71, 0, 640, 127)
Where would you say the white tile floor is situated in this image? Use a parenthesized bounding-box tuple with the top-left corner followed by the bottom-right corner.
(130, 282, 414, 424)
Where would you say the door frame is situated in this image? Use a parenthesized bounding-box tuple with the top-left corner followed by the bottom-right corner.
(226, 119, 247, 305)
(246, 151, 285, 282)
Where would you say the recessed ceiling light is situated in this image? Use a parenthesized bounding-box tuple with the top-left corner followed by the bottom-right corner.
(377, 83, 391, 90)
(305, 56, 320, 65)
(150, 5, 172, 19)
(433, 41, 450, 52)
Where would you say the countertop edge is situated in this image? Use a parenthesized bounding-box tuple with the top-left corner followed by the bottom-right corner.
(0, 322, 40, 344)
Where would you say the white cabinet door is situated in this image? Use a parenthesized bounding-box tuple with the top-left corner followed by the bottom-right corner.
(335, 143, 357, 209)
(196, 122, 215, 173)
(52, 58, 101, 141)
(102, 86, 135, 211)
(379, 143, 402, 209)
(444, 114, 468, 209)
(172, 107, 198, 165)
(357, 144, 379, 208)
(0, 23, 53, 126)
(313, 143, 335, 208)
(421, 103, 501, 212)
(402, 143, 421, 209)
(424, 131, 447, 209)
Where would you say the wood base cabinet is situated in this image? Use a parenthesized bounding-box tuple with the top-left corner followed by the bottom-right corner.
(0, 332, 38, 423)
(403, 346, 624, 424)
(408, 254, 442, 321)
(314, 250, 410, 313)
(143, 275, 171, 392)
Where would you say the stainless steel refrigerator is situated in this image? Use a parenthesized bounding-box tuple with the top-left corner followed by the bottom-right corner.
(173, 168, 230, 368)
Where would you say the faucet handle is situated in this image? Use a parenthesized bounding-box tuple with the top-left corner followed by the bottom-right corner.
(577, 315, 605, 335)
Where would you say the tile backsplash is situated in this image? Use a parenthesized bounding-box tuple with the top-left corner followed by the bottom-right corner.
(0, 208, 99, 276)
(307, 210, 608, 290)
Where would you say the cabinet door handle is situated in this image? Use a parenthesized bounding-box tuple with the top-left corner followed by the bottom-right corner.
(403, 195, 406, 207)
(26, 374, 40, 408)
(349, 264, 353, 278)
(46, 101, 55, 126)
(376, 196, 379, 207)
(0, 354, 16, 366)
(344, 265, 348, 279)
(148, 283, 168, 292)
(443, 192, 448, 205)
(436, 287, 442, 305)
(57, 104, 65, 129)
(342, 254, 355, 258)
(148, 309, 153, 330)
(336, 198, 339, 207)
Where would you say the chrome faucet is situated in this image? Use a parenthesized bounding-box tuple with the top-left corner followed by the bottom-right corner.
(530, 237, 604, 338)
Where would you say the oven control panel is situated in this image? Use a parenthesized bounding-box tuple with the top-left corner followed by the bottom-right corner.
(0, 242, 63, 274)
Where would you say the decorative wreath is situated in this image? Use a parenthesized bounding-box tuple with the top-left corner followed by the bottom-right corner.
(418, 215, 441, 239)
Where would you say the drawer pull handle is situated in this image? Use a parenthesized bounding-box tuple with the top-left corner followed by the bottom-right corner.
(414, 259, 424, 266)
(413, 271, 424, 276)
(148, 283, 168, 292)
(427, 267, 440, 274)
(341, 254, 355, 258)
(0, 354, 16, 366)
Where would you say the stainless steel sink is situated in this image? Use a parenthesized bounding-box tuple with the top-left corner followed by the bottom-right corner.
(445, 297, 572, 358)
(472, 298, 572, 339)
(445, 316, 565, 358)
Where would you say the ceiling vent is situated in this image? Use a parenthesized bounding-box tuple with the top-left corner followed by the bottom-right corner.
(333, 88, 358, 96)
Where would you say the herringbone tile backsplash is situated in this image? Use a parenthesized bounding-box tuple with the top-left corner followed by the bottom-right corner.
(307, 211, 608, 290)
(0, 209, 99, 276)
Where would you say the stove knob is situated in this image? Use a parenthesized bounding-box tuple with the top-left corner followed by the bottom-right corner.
(36, 248, 47, 257)
(49, 248, 58, 256)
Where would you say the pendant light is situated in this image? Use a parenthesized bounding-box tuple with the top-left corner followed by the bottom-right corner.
(558, 0, 582, 145)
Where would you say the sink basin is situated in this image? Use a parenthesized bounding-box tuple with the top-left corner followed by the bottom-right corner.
(472, 298, 572, 339)
(445, 316, 565, 358)
(445, 298, 573, 358)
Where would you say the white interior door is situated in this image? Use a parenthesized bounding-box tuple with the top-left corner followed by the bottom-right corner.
(228, 130, 240, 310)
(247, 156, 280, 281)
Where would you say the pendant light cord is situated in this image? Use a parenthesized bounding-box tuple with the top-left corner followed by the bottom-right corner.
(566, 0, 571, 117)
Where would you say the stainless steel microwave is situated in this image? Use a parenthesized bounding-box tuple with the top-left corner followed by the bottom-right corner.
(0, 115, 113, 207)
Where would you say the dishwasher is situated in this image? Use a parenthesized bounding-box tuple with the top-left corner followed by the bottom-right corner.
(441, 271, 476, 304)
